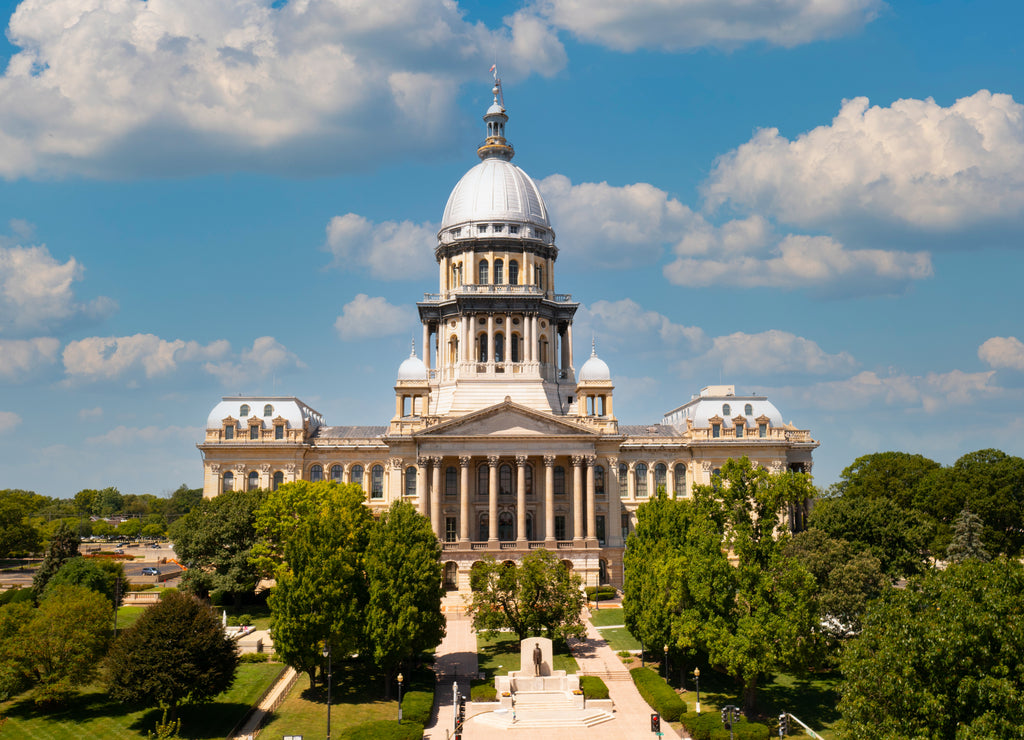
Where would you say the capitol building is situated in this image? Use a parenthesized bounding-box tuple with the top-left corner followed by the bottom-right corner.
(198, 79, 817, 591)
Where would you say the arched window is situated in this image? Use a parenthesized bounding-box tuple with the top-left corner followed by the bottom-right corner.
(222, 471, 234, 491)
(598, 559, 608, 585)
(525, 513, 534, 541)
(511, 334, 520, 362)
(595, 465, 605, 496)
(240, 404, 250, 417)
(509, 260, 519, 285)
(264, 404, 274, 416)
(478, 514, 489, 541)
(494, 259, 504, 284)
(655, 463, 667, 493)
(539, 338, 548, 363)
(498, 512, 514, 541)
(310, 464, 323, 482)
(722, 403, 731, 416)
(674, 464, 686, 497)
(478, 259, 489, 285)
(405, 466, 417, 497)
(635, 463, 648, 498)
(554, 466, 566, 495)
(744, 403, 753, 416)
(478, 333, 488, 362)
(248, 471, 259, 490)
(446, 466, 458, 497)
(618, 463, 628, 490)
(371, 464, 384, 499)
(477, 464, 489, 497)
(273, 471, 283, 490)
(444, 562, 458, 590)
(524, 464, 534, 496)
(351, 464, 364, 488)
(499, 464, 513, 495)
(536, 266, 544, 289)
(494, 333, 504, 362)
(331, 464, 343, 483)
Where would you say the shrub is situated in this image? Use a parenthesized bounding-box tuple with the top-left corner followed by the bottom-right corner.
(580, 675, 609, 699)
(682, 712, 770, 740)
(630, 666, 686, 721)
(470, 680, 497, 702)
(585, 585, 618, 601)
(0, 587, 34, 606)
(401, 689, 433, 726)
(239, 652, 270, 663)
(339, 720, 424, 739)
(158, 587, 179, 599)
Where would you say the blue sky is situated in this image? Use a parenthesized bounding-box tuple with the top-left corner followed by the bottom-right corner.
(1, 0, 1023, 498)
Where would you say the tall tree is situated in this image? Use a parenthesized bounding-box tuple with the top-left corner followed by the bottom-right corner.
(827, 451, 942, 510)
(32, 520, 80, 597)
(0, 584, 113, 706)
(467, 549, 585, 641)
(364, 500, 445, 698)
(45, 556, 125, 606)
(0, 489, 43, 557)
(839, 558, 1024, 739)
(946, 506, 990, 563)
(170, 488, 266, 604)
(267, 482, 373, 686)
(107, 591, 238, 718)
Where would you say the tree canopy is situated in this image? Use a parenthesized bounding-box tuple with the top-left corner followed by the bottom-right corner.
(839, 558, 1024, 739)
(468, 549, 586, 641)
(32, 520, 80, 597)
(45, 556, 125, 606)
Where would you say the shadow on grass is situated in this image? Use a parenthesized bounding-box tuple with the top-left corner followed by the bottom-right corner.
(2, 690, 133, 724)
(129, 702, 255, 739)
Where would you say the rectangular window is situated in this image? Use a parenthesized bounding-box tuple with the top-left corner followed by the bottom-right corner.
(712, 424, 720, 438)
(445, 517, 457, 542)
(621, 512, 630, 541)
(446, 467, 458, 497)
(554, 515, 566, 541)
(250, 426, 259, 440)
(759, 423, 767, 438)
(596, 516, 606, 547)
(554, 466, 566, 495)
(224, 426, 234, 440)
(275, 425, 284, 440)
(736, 424, 743, 438)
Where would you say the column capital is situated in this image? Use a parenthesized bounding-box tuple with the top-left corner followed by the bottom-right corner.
(515, 455, 528, 467)
(260, 463, 271, 473)
(543, 454, 556, 467)
(459, 455, 472, 468)
(430, 455, 444, 466)
(702, 460, 713, 472)
(285, 463, 296, 474)
(388, 457, 404, 469)
(417, 456, 431, 467)
(487, 454, 500, 467)
(571, 454, 585, 467)
(585, 454, 597, 467)
(209, 463, 221, 473)
(606, 456, 618, 468)
(628, 460, 637, 471)
(234, 463, 246, 473)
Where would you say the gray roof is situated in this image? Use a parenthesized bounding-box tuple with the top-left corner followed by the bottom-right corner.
(315, 426, 388, 440)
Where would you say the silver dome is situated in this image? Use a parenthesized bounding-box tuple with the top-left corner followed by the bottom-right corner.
(397, 347, 428, 381)
(440, 158, 550, 232)
(578, 346, 611, 382)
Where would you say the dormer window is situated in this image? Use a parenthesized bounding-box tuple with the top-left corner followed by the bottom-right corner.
(250, 425, 259, 440)
(477, 224, 487, 232)
(722, 403, 731, 416)
(492, 224, 503, 232)
(264, 404, 274, 416)
(225, 425, 235, 440)
(744, 403, 753, 416)
(450, 227, 461, 237)
(712, 423, 721, 438)
(759, 423, 767, 438)
(275, 425, 284, 440)
(736, 423, 744, 438)
(239, 404, 250, 417)
(509, 225, 519, 234)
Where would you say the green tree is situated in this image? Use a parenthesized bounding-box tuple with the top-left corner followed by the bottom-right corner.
(828, 451, 942, 509)
(32, 520, 80, 597)
(467, 549, 585, 641)
(838, 558, 1024, 739)
(163, 484, 203, 527)
(267, 482, 373, 686)
(45, 556, 125, 606)
(364, 500, 445, 698)
(106, 591, 238, 717)
(169, 488, 266, 604)
(0, 489, 43, 557)
(0, 584, 113, 706)
(946, 506, 990, 562)
(117, 518, 143, 537)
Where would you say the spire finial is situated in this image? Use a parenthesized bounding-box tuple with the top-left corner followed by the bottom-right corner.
(478, 66, 513, 161)
(591, 335, 597, 357)
(410, 338, 417, 357)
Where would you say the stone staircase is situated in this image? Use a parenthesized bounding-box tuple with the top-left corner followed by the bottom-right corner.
(473, 691, 615, 730)
(584, 668, 632, 682)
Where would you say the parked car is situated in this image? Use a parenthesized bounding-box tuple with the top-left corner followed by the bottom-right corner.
(141, 567, 159, 576)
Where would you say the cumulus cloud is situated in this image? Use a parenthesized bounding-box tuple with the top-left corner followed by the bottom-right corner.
(203, 336, 306, 386)
(538, 0, 883, 51)
(79, 406, 103, 420)
(584, 299, 707, 352)
(0, 337, 60, 381)
(0, 245, 116, 335)
(335, 294, 415, 340)
(325, 214, 435, 280)
(62, 334, 229, 383)
(85, 425, 201, 446)
(0, 0, 565, 178)
(0, 410, 21, 433)
(679, 330, 857, 377)
(979, 336, 1024, 371)
(706, 90, 1024, 232)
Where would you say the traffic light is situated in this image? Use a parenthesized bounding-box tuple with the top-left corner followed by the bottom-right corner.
(457, 695, 466, 723)
(650, 713, 660, 733)
(779, 713, 789, 735)
(722, 708, 731, 729)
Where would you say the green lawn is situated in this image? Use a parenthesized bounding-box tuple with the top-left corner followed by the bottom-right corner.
(115, 605, 146, 630)
(588, 606, 626, 627)
(476, 632, 579, 676)
(598, 626, 642, 652)
(0, 662, 284, 739)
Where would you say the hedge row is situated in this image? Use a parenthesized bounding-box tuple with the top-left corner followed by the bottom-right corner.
(470, 680, 497, 702)
(629, 667, 686, 721)
(401, 690, 433, 726)
(585, 585, 618, 601)
(338, 720, 424, 739)
(580, 675, 609, 699)
(681, 711, 770, 740)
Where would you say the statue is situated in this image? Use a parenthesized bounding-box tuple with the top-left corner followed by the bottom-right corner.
(533, 643, 543, 676)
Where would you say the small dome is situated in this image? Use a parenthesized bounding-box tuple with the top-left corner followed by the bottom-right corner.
(440, 158, 550, 233)
(397, 343, 428, 381)
(578, 343, 611, 382)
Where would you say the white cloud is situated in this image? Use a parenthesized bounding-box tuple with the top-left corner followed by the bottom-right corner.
(0, 410, 20, 433)
(679, 330, 858, 377)
(335, 294, 415, 340)
(538, 0, 883, 51)
(85, 424, 201, 446)
(324, 214, 436, 280)
(0, 337, 60, 380)
(79, 406, 103, 420)
(979, 336, 1024, 371)
(62, 334, 229, 383)
(706, 90, 1024, 232)
(583, 299, 707, 352)
(0, 245, 116, 335)
(203, 336, 305, 386)
(0, 0, 566, 178)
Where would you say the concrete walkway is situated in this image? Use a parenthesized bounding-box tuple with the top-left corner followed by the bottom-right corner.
(230, 665, 298, 739)
(424, 610, 689, 740)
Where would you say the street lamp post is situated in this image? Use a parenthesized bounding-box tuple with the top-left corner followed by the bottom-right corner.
(663, 645, 668, 681)
(397, 672, 404, 724)
(694, 667, 701, 714)
(322, 643, 332, 740)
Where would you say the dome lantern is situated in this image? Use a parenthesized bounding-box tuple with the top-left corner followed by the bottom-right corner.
(477, 70, 514, 162)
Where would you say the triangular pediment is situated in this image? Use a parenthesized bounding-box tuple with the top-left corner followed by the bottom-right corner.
(418, 400, 597, 438)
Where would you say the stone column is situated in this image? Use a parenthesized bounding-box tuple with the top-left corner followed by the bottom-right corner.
(422, 324, 430, 370)
(516, 455, 528, 544)
(459, 456, 471, 542)
(647, 464, 655, 499)
(667, 465, 676, 499)
(260, 463, 271, 489)
(544, 455, 556, 543)
(487, 314, 495, 365)
(607, 456, 622, 546)
(416, 457, 429, 516)
(572, 455, 584, 542)
(505, 315, 513, 364)
(343, 463, 351, 484)
(488, 455, 499, 544)
(566, 322, 574, 373)
(627, 461, 636, 500)
(431, 456, 443, 540)
(585, 455, 597, 542)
